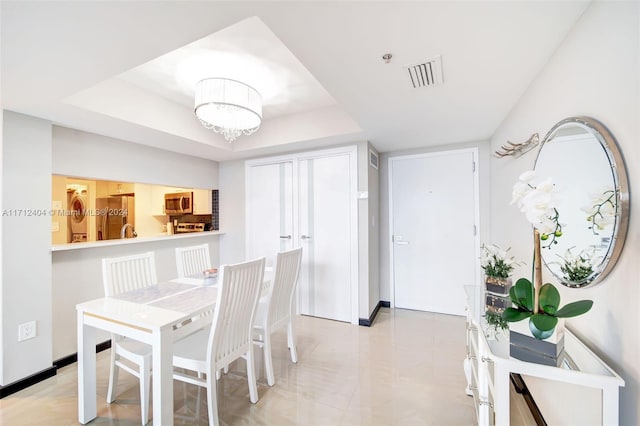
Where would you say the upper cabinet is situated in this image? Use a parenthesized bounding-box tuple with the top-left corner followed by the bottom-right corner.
(108, 181, 135, 195)
(193, 189, 212, 215)
(150, 185, 168, 216)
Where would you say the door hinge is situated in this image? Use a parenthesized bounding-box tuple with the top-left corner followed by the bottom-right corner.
(472, 161, 476, 173)
(473, 225, 477, 236)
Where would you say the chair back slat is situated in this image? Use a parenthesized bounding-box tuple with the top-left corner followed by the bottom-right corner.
(208, 257, 265, 367)
(269, 247, 303, 329)
(175, 244, 212, 277)
(102, 252, 157, 296)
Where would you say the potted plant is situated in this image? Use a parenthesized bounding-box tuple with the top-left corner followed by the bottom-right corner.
(481, 244, 518, 296)
(483, 310, 509, 340)
(557, 246, 596, 285)
(505, 171, 593, 358)
(502, 277, 593, 339)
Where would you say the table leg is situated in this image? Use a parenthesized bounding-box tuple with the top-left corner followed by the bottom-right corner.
(493, 361, 509, 426)
(601, 385, 619, 425)
(77, 311, 97, 424)
(152, 327, 174, 425)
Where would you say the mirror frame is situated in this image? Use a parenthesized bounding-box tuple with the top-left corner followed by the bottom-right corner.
(535, 116, 629, 288)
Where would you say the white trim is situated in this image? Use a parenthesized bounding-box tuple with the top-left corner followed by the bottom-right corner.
(245, 145, 359, 325)
(388, 147, 481, 310)
(51, 231, 224, 252)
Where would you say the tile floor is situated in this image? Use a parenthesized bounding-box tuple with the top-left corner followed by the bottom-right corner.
(0, 308, 534, 425)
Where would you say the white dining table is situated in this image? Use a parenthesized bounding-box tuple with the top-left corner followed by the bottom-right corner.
(76, 278, 218, 426)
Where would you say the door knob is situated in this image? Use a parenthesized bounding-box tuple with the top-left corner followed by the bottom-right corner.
(279, 235, 292, 239)
(301, 235, 312, 240)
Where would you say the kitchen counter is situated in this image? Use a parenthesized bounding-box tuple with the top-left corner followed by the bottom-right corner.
(51, 231, 224, 252)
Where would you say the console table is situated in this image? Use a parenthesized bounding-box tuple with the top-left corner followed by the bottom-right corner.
(464, 285, 624, 425)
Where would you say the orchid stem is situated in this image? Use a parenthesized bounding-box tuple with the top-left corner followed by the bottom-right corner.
(533, 229, 542, 314)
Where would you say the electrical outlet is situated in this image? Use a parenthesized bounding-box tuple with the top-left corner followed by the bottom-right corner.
(18, 321, 37, 342)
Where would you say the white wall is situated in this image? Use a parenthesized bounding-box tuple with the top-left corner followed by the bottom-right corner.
(1, 111, 53, 385)
(378, 139, 492, 302)
(52, 126, 218, 189)
(489, 2, 639, 424)
(367, 142, 380, 316)
(356, 140, 381, 320)
(0, 116, 222, 382)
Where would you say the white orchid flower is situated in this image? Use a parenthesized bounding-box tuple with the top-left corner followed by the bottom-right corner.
(518, 170, 536, 182)
(512, 171, 562, 246)
(582, 188, 616, 233)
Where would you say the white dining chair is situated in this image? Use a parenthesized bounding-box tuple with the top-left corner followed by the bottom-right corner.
(175, 243, 212, 278)
(253, 247, 303, 386)
(102, 251, 157, 426)
(172, 256, 266, 426)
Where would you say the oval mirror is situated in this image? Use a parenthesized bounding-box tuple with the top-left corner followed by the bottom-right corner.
(534, 117, 629, 288)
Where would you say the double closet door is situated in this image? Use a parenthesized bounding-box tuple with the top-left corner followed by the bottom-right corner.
(246, 147, 358, 324)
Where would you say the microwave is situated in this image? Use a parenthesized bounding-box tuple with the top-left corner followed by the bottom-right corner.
(164, 191, 193, 214)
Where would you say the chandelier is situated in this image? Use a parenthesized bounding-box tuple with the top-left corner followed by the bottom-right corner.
(194, 78, 262, 142)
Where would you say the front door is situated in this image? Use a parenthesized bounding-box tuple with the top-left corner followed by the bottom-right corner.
(390, 149, 479, 316)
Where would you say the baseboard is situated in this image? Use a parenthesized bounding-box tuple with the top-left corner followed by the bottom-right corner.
(359, 300, 390, 327)
(0, 367, 56, 399)
(54, 340, 112, 369)
(510, 373, 547, 426)
(0, 340, 112, 400)
(380, 301, 390, 308)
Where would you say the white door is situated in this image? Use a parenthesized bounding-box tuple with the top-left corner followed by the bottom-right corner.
(390, 150, 479, 316)
(298, 153, 354, 323)
(246, 161, 295, 267)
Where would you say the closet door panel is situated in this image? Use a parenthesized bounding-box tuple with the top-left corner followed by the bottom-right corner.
(298, 154, 352, 322)
(246, 161, 294, 266)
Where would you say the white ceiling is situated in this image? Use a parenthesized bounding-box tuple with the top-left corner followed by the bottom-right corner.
(1, 1, 590, 161)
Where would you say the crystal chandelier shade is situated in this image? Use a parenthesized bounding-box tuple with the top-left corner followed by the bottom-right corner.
(194, 78, 262, 142)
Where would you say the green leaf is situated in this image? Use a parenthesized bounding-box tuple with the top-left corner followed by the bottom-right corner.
(530, 313, 558, 331)
(538, 283, 560, 314)
(511, 278, 534, 310)
(502, 307, 531, 322)
(555, 300, 594, 318)
(509, 286, 518, 304)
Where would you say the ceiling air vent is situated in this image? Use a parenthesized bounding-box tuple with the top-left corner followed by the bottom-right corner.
(406, 56, 443, 89)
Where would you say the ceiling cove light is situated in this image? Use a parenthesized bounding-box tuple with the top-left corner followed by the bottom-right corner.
(194, 77, 262, 142)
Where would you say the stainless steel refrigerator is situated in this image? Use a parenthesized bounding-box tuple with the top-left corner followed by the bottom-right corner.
(95, 196, 135, 240)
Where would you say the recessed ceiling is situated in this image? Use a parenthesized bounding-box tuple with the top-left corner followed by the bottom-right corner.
(1, 1, 590, 161)
(66, 16, 346, 147)
(117, 16, 338, 118)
